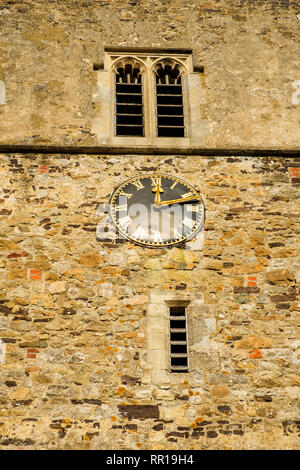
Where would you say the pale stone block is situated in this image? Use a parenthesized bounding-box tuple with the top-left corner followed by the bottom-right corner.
(91, 117, 110, 144)
(49, 281, 66, 294)
(98, 282, 113, 298)
(147, 331, 167, 351)
(204, 317, 217, 333)
(188, 73, 211, 144)
(285, 387, 300, 399)
(148, 349, 168, 369)
(151, 369, 171, 385)
(147, 317, 168, 332)
(92, 70, 111, 144)
(147, 303, 167, 317)
(190, 337, 210, 351)
(0, 81, 6, 105)
(291, 340, 300, 350)
(148, 430, 165, 442)
(185, 232, 204, 251)
(160, 404, 187, 420)
(291, 349, 300, 364)
(0, 340, 6, 364)
(108, 252, 126, 266)
(152, 389, 175, 400)
(150, 292, 193, 305)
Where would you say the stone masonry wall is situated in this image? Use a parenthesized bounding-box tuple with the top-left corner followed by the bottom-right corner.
(0, 0, 299, 149)
(0, 153, 299, 450)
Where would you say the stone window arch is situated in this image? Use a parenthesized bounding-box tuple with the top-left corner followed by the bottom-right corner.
(112, 57, 146, 137)
(153, 59, 187, 138)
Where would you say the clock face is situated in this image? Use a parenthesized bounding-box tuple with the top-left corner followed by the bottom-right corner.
(109, 174, 205, 247)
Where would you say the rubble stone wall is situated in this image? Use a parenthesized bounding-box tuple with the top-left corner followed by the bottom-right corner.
(0, 153, 299, 449)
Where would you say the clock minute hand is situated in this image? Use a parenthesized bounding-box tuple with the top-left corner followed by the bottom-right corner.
(158, 195, 201, 206)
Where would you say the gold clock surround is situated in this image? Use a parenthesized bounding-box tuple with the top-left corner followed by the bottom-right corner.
(109, 174, 205, 248)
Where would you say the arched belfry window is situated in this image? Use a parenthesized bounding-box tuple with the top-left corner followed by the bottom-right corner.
(154, 60, 185, 137)
(101, 49, 195, 144)
(114, 59, 144, 136)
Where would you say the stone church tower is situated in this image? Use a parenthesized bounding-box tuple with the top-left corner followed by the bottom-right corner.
(0, 0, 299, 450)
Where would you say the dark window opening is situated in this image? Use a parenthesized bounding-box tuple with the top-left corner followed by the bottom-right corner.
(116, 63, 144, 137)
(169, 306, 188, 373)
(155, 64, 185, 138)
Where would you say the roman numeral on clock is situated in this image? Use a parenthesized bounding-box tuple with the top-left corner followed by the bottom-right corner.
(119, 191, 132, 199)
(181, 191, 195, 199)
(186, 205, 200, 213)
(114, 204, 127, 212)
(119, 216, 132, 229)
(151, 176, 161, 186)
(132, 180, 144, 190)
(182, 217, 195, 229)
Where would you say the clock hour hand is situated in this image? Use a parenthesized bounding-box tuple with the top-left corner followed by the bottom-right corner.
(152, 183, 164, 205)
(158, 195, 201, 206)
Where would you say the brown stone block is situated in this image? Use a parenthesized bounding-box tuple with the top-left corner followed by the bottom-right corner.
(265, 269, 294, 283)
(211, 385, 230, 398)
(6, 268, 28, 280)
(0, 239, 19, 251)
(234, 286, 260, 294)
(118, 404, 159, 419)
(9, 387, 31, 401)
(64, 268, 86, 281)
(78, 253, 102, 267)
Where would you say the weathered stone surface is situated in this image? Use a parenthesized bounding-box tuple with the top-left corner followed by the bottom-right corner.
(0, 1, 299, 150)
(48, 281, 66, 294)
(265, 270, 295, 283)
(9, 387, 31, 401)
(0, 0, 299, 453)
(78, 253, 102, 268)
(211, 385, 230, 398)
(235, 336, 272, 350)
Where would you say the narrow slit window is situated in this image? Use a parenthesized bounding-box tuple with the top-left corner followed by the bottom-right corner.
(155, 63, 185, 138)
(115, 63, 144, 136)
(169, 306, 188, 373)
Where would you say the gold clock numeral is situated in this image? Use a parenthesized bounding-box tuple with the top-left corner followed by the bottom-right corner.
(132, 180, 144, 191)
(170, 181, 178, 190)
(186, 205, 200, 213)
(114, 204, 127, 212)
(182, 217, 195, 229)
(151, 176, 162, 187)
(181, 191, 195, 199)
(119, 191, 132, 199)
(119, 216, 132, 229)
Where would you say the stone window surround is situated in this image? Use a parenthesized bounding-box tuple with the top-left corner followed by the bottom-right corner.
(92, 47, 209, 148)
(147, 294, 190, 385)
(110, 52, 191, 143)
(146, 291, 218, 387)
